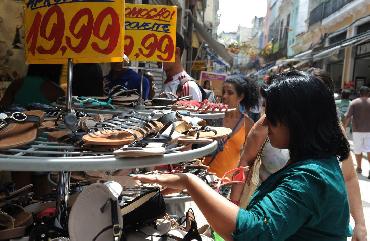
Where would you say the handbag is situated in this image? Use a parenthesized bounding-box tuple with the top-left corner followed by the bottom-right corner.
(239, 138, 269, 208)
(120, 187, 166, 231)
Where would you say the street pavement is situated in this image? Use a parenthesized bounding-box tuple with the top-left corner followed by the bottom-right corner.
(349, 149, 370, 240)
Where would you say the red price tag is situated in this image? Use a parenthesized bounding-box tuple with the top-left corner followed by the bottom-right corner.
(25, 0, 124, 63)
(124, 4, 177, 62)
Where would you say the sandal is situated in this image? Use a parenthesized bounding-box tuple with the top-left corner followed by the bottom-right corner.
(178, 126, 231, 144)
(109, 85, 140, 106)
(114, 142, 166, 158)
(0, 110, 44, 150)
(72, 96, 115, 109)
(152, 92, 191, 106)
(0, 204, 33, 240)
(82, 116, 155, 146)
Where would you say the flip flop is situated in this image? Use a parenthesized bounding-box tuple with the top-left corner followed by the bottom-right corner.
(114, 142, 166, 158)
(0, 110, 44, 150)
(178, 127, 232, 144)
(82, 129, 142, 146)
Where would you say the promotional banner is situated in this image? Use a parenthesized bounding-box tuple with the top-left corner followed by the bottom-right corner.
(25, 0, 125, 63)
(124, 4, 177, 62)
(200, 71, 227, 97)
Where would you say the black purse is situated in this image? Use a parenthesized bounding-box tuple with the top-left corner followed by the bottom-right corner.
(120, 187, 166, 231)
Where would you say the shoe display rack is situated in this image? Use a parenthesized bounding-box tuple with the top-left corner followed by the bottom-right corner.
(0, 60, 219, 230)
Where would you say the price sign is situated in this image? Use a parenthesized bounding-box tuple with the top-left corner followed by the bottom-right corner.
(25, 0, 124, 63)
(124, 4, 177, 62)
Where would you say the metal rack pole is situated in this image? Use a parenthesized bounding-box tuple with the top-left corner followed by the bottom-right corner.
(55, 58, 74, 229)
(135, 70, 145, 110)
(66, 58, 74, 112)
(55, 171, 71, 229)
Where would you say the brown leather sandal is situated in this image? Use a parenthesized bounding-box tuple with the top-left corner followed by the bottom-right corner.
(0, 204, 33, 240)
(0, 110, 44, 150)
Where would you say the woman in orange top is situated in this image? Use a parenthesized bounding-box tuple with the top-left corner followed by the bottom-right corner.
(203, 76, 258, 177)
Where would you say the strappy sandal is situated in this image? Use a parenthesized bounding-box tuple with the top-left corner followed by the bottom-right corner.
(73, 96, 115, 109)
(178, 126, 232, 144)
(152, 92, 191, 106)
(109, 85, 140, 106)
(0, 204, 33, 240)
(0, 110, 44, 150)
(0, 184, 33, 207)
(82, 116, 154, 146)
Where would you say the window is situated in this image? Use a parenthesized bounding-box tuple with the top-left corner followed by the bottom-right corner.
(357, 21, 370, 35)
(328, 32, 347, 45)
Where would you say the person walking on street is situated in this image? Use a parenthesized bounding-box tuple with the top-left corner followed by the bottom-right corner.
(344, 86, 370, 178)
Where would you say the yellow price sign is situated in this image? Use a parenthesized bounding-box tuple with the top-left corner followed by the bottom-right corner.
(124, 4, 177, 62)
(25, 0, 124, 64)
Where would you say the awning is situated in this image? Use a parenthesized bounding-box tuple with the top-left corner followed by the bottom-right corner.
(293, 60, 310, 69)
(313, 30, 370, 61)
(206, 49, 230, 67)
(294, 50, 312, 60)
(186, 10, 234, 67)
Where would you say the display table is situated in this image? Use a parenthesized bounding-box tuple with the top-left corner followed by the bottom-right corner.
(0, 140, 217, 171)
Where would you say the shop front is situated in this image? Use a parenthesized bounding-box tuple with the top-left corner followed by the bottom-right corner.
(326, 49, 345, 91)
(353, 41, 370, 91)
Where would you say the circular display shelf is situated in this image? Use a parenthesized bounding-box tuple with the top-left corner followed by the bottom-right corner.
(0, 138, 217, 172)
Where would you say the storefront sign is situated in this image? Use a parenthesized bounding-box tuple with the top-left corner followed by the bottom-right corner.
(192, 60, 206, 71)
(200, 71, 227, 97)
(200, 71, 227, 82)
(25, 0, 125, 63)
(124, 4, 177, 62)
(357, 41, 370, 56)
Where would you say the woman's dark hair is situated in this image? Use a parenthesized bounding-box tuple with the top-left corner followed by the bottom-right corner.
(261, 71, 349, 162)
(176, 32, 185, 57)
(307, 67, 334, 93)
(27, 64, 62, 84)
(341, 89, 351, 99)
(225, 75, 259, 110)
(203, 80, 210, 89)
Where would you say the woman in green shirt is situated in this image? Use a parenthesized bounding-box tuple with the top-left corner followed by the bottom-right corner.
(135, 71, 350, 241)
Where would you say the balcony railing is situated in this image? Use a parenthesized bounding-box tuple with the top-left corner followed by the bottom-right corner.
(309, 0, 355, 26)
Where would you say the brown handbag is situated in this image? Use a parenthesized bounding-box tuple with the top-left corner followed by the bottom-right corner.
(239, 138, 269, 208)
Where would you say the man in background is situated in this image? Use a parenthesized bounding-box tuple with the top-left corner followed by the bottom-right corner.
(161, 33, 202, 101)
(104, 62, 150, 100)
(344, 86, 370, 178)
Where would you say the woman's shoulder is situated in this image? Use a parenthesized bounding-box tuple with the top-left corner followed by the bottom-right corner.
(278, 157, 343, 186)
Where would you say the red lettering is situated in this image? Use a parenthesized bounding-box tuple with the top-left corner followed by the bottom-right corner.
(157, 34, 174, 61)
(91, 7, 120, 55)
(125, 6, 173, 22)
(66, 8, 93, 53)
(26, 11, 42, 56)
(138, 33, 158, 58)
(36, 5, 65, 55)
(124, 35, 134, 56)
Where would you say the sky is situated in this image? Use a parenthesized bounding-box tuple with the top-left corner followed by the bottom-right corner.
(218, 0, 267, 33)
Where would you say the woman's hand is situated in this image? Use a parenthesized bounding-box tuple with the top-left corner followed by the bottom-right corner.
(133, 173, 189, 192)
(351, 224, 367, 241)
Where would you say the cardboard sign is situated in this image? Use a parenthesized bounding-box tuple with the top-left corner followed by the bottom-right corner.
(124, 4, 177, 62)
(192, 60, 206, 71)
(200, 71, 227, 97)
(25, 0, 125, 64)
